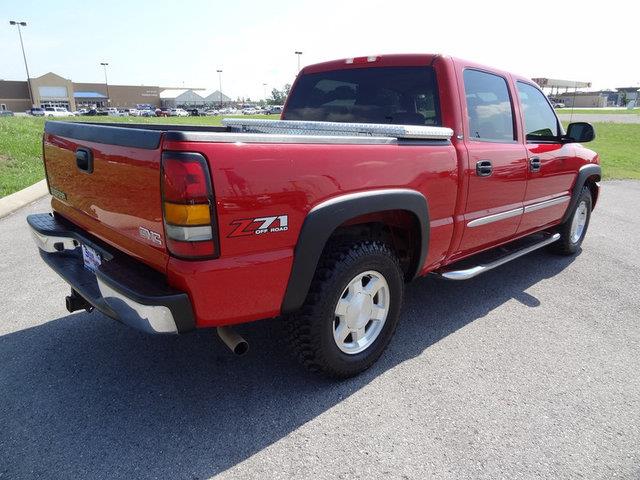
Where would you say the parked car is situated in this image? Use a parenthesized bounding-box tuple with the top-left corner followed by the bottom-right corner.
(242, 107, 257, 115)
(126, 108, 140, 116)
(104, 108, 124, 117)
(155, 108, 170, 117)
(139, 109, 155, 117)
(0, 110, 14, 117)
(169, 108, 189, 117)
(28, 53, 600, 378)
(28, 107, 45, 116)
(552, 101, 566, 109)
(265, 105, 284, 115)
(74, 108, 89, 116)
(43, 107, 73, 117)
(187, 108, 207, 116)
(205, 109, 219, 116)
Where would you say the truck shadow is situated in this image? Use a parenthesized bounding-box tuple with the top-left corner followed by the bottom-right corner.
(0, 249, 577, 479)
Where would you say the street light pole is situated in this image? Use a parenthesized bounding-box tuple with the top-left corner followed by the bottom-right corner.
(263, 83, 267, 101)
(216, 69, 223, 108)
(9, 20, 34, 107)
(294, 51, 303, 73)
(100, 62, 110, 105)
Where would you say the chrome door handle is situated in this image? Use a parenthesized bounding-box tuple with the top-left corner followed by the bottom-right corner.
(476, 160, 493, 177)
(529, 156, 541, 172)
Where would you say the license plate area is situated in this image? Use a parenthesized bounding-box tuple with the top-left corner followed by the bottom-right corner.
(81, 244, 102, 272)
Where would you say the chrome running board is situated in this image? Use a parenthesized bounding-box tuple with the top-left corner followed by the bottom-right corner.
(437, 233, 561, 281)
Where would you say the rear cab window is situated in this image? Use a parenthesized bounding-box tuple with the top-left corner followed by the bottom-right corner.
(283, 66, 441, 126)
(463, 69, 516, 142)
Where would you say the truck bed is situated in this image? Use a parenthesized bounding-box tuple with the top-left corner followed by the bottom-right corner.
(47, 118, 453, 148)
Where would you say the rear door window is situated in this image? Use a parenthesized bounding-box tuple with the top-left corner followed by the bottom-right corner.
(284, 66, 440, 126)
(463, 69, 515, 142)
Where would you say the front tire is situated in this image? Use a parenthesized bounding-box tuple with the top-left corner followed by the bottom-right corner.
(287, 240, 404, 378)
(549, 186, 592, 255)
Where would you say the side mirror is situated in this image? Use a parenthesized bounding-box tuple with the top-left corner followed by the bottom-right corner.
(565, 122, 595, 143)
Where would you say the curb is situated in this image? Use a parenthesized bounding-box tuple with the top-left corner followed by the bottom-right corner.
(0, 180, 49, 219)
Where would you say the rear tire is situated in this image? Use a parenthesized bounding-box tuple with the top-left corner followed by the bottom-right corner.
(287, 240, 404, 378)
(549, 186, 592, 255)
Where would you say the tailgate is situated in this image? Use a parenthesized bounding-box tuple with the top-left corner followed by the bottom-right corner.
(43, 122, 168, 272)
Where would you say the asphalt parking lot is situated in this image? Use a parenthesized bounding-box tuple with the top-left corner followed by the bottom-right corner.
(557, 113, 640, 124)
(1, 181, 639, 480)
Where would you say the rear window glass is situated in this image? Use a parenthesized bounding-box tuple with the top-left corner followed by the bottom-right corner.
(283, 66, 441, 126)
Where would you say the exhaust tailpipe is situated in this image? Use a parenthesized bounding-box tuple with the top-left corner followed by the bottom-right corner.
(217, 326, 249, 356)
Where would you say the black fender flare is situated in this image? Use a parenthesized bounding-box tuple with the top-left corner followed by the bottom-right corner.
(561, 164, 601, 223)
(281, 188, 429, 314)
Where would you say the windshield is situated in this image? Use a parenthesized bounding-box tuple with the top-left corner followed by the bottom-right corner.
(284, 66, 441, 126)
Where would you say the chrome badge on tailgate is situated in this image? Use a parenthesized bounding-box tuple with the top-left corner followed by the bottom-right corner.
(139, 226, 163, 245)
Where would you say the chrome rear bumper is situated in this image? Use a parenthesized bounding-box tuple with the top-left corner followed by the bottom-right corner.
(27, 213, 195, 334)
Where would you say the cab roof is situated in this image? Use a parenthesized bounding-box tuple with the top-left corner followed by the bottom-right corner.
(301, 54, 442, 74)
(300, 53, 535, 86)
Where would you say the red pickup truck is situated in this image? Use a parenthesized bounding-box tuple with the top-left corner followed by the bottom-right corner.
(28, 54, 600, 377)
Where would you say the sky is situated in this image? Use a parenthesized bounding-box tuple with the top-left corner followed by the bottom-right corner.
(1, 0, 638, 100)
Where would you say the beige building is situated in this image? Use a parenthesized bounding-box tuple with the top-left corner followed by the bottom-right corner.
(0, 80, 31, 112)
(29, 72, 77, 110)
(74, 82, 161, 108)
(0, 72, 161, 111)
(557, 91, 608, 108)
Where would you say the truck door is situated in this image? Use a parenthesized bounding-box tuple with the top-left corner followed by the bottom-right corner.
(514, 81, 576, 234)
(456, 68, 528, 255)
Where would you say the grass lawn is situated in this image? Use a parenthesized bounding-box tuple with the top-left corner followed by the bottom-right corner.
(583, 123, 640, 179)
(0, 116, 49, 198)
(0, 116, 638, 197)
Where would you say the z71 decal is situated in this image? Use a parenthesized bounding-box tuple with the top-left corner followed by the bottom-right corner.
(229, 215, 289, 237)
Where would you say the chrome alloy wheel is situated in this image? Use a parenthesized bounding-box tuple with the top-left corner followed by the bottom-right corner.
(333, 270, 390, 355)
(570, 200, 588, 243)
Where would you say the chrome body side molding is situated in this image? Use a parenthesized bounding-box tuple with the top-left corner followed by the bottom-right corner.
(467, 207, 523, 228)
(523, 195, 570, 213)
(467, 195, 571, 228)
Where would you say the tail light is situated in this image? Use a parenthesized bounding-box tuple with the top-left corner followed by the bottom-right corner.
(161, 152, 219, 259)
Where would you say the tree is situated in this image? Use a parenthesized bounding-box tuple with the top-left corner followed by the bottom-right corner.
(270, 88, 285, 105)
(269, 84, 292, 105)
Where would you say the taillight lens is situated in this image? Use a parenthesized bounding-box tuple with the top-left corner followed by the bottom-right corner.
(161, 152, 218, 259)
